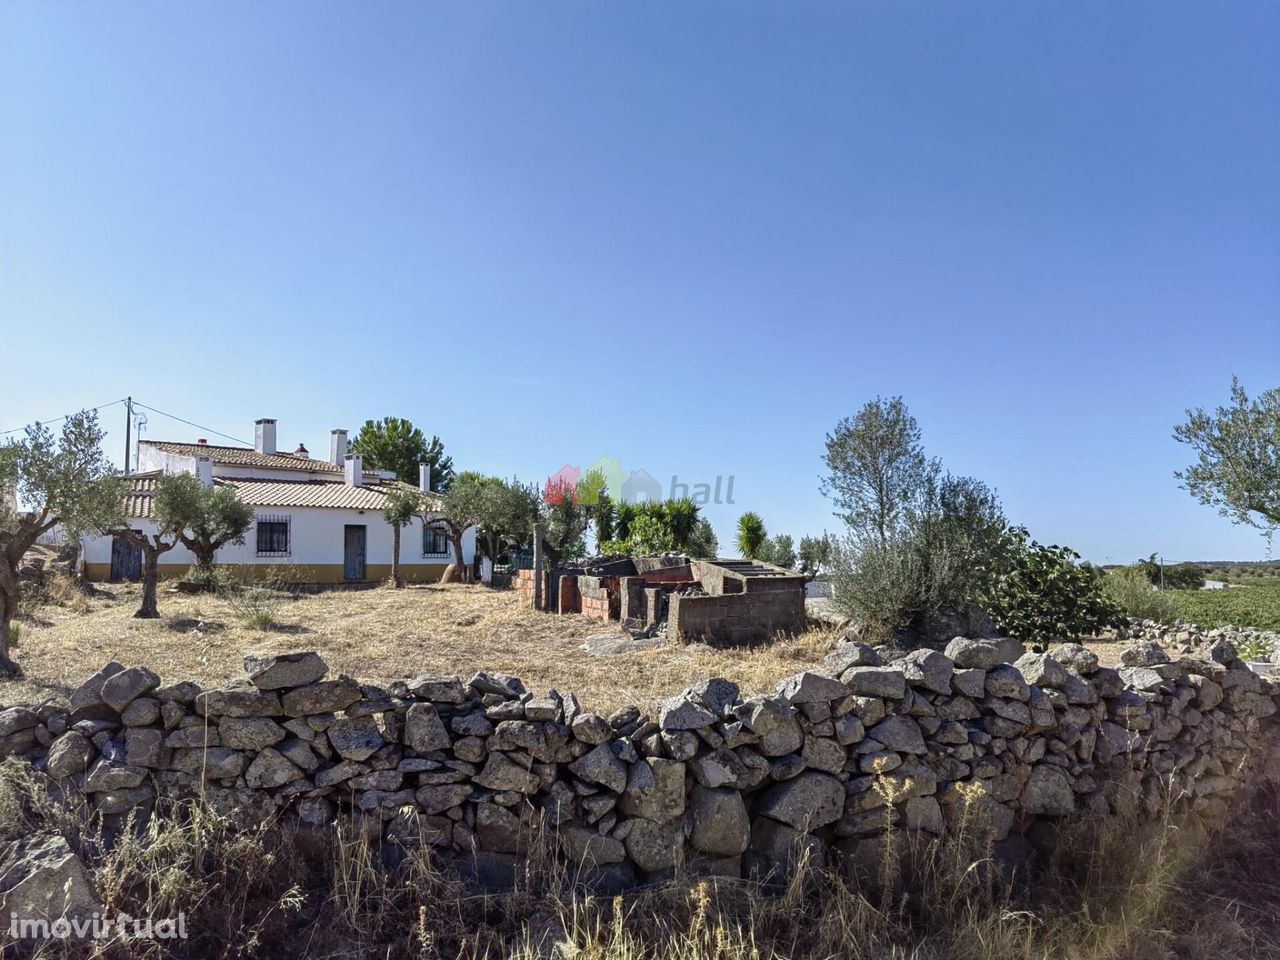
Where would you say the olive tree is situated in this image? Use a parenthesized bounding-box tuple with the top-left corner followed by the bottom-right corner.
(0, 412, 124, 672)
(439, 471, 492, 583)
(540, 476, 589, 567)
(1175, 377, 1280, 535)
(116, 473, 207, 619)
(165, 477, 255, 573)
(822, 396, 932, 545)
(382, 486, 424, 588)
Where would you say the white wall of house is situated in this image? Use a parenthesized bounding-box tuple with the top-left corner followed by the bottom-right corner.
(82, 508, 476, 580)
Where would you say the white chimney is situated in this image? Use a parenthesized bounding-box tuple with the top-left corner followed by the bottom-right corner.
(254, 418, 277, 455)
(330, 429, 348, 466)
(419, 463, 431, 493)
(195, 456, 214, 488)
(344, 453, 363, 487)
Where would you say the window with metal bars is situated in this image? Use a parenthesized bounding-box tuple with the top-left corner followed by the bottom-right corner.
(422, 522, 449, 557)
(256, 515, 291, 556)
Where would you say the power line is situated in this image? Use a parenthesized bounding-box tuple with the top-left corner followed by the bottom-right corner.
(0, 398, 128, 436)
(130, 401, 250, 446)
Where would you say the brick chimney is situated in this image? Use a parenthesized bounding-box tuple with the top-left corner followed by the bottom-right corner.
(330, 429, 348, 467)
(195, 456, 214, 488)
(344, 454, 363, 487)
(254, 418, 277, 455)
(419, 463, 431, 493)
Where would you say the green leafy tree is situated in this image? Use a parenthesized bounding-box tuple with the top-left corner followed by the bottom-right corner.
(760, 533, 797, 570)
(382, 486, 424, 588)
(1175, 378, 1280, 535)
(439, 471, 491, 582)
(350, 417, 454, 491)
(614, 502, 638, 542)
(822, 397, 932, 544)
(980, 528, 1127, 650)
(737, 512, 766, 560)
(798, 534, 832, 577)
(115, 474, 195, 619)
(163, 477, 255, 573)
(686, 518, 718, 559)
(591, 493, 616, 549)
(0, 412, 125, 673)
(480, 477, 541, 562)
(540, 476, 589, 567)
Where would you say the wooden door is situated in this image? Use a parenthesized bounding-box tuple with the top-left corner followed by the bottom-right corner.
(343, 525, 366, 581)
(110, 533, 142, 582)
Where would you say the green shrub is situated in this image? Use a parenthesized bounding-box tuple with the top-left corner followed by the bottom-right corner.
(1164, 563, 1206, 591)
(830, 530, 971, 631)
(599, 513, 676, 557)
(184, 564, 231, 593)
(1104, 566, 1177, 623)
(980, 529, 1127, 649)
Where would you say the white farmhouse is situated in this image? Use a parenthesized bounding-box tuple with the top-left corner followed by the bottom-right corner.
(81, 418, 475, 584)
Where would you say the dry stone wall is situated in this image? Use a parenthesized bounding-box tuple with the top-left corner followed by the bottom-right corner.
(2, 635, 1278, 890)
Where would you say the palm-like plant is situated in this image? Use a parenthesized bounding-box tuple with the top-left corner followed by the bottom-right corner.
(737, 512, 766, 560)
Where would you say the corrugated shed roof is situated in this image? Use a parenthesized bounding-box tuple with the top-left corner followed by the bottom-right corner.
(119, 473, 444, 519)
(140, 440, 342, 473)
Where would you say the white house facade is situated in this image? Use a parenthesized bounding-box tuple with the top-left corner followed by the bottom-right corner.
(81, 418, 475, 584)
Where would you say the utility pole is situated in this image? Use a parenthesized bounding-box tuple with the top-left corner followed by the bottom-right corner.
(123, 396, 133, 476)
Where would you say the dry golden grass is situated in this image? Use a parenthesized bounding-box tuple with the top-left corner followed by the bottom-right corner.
(0, 755, 1277, 960)
(6, 582, 838, 714)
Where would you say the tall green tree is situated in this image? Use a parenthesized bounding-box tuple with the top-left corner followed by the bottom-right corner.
(737, 512, 766, 560)
(350, 417, 454, 491)
(0, 412, 125, 673)
(822, 396, 931, 545)
(759, 533, 797, 569)
(116, 474, 191, 619)
(163, 477, 255, 572)
(686, 518, 719, 559)
(540, 476, 589, 567)
(440, 471, 491, 582)
(798, 534, 832, 577)
(382, 486, 424, 588)
(1175, 378, 1280, 534)
(479, 477, 541, 562)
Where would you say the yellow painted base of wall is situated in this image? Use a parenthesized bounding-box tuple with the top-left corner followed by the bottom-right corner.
(82, 562, 457, 585)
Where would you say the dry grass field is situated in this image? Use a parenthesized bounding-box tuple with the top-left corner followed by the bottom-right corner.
(6, 579, 838, 713)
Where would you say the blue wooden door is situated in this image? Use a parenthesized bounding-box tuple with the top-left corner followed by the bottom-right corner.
(343, 525, 366, 581)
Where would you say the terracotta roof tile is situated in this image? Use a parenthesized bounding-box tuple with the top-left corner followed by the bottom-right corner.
(119, 473, 443, 519)
(140, 440, 342, 473)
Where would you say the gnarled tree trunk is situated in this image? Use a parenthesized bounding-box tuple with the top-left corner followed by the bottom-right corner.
(440, 529, 471, 584)
(391, 524, 404, 588)
(0, 588, 19, 678)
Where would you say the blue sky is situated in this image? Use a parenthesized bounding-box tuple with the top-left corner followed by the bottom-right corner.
(2, 2, 1277, 563)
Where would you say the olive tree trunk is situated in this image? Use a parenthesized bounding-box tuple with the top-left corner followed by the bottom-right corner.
(440, 530, 472, 584)
(391, 524, 404, 588)
(0, 586, 19, 678)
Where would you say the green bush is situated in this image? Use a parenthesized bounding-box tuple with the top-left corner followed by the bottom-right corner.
(1103, 566, 1177, 623)
(184, 565, 232, 593)
(980, 529, 1127, 650)
(600, 513, 676, 557)
(830, 529, 972, 630)
(1164, 563, 1206, 591)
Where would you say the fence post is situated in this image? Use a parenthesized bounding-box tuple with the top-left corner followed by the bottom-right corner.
(532, 523, 545, 611)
